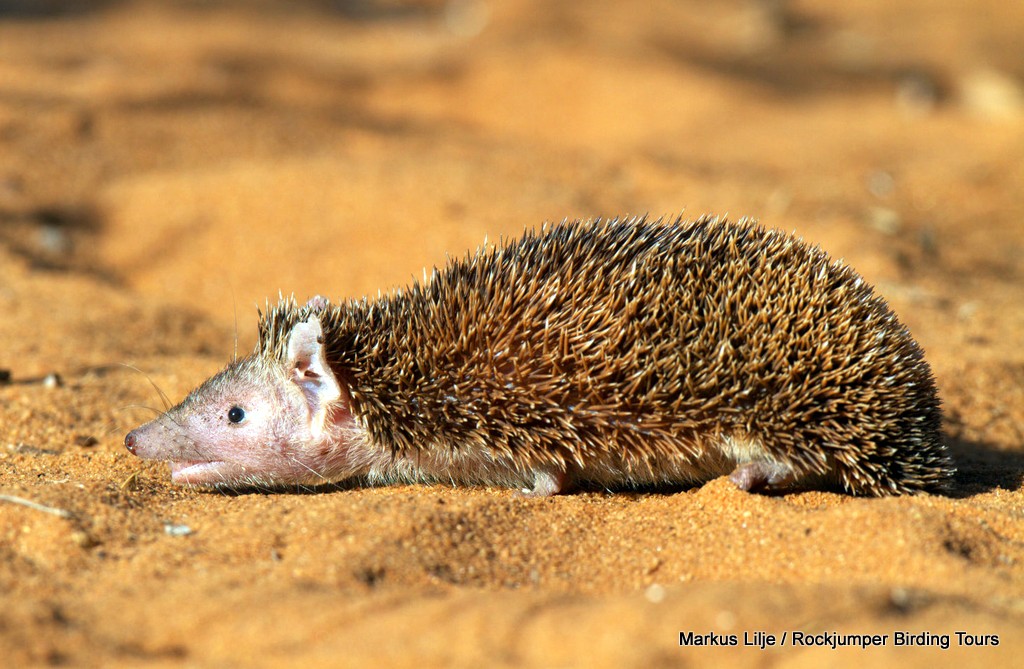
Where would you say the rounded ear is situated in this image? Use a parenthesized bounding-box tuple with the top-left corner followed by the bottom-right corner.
(287, 318, 342, 437)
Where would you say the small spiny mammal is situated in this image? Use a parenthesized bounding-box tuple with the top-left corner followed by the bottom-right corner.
(124, 215, 953, 496)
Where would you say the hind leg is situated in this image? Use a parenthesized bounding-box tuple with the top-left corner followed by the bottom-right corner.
(729, 461, 798, 493)
(518, 466, 569, 497)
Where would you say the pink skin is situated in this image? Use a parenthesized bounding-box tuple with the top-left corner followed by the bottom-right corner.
(728, 461, 798, 492)
(125, 317, 351, 488)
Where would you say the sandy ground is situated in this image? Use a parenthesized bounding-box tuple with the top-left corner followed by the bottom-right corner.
(1, 0, 1023, 666)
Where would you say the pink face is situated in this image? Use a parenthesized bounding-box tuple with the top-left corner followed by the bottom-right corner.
(124, 359, 327, 487)
(124, 317, 352, 489)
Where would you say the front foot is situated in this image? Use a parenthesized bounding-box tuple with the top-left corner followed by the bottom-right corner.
(729, 461, 797, 493)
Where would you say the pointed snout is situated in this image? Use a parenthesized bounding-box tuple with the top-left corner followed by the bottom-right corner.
(123, 419, 185, 462)
(124, 429, 140, 454)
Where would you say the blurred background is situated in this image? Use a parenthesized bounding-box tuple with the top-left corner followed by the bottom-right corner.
(0, 0, 1021, 341)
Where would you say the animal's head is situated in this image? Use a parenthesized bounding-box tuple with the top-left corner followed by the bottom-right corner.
(125, 318, 353, 488)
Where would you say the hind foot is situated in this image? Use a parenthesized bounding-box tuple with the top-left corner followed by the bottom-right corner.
(518, 467, 568, 497)
(729, 461, 797, 493)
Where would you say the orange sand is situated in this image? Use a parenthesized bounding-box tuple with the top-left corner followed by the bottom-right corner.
(1, 1, 1023, 666)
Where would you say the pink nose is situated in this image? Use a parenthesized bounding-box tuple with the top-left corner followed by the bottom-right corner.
(124, 430, 139, 454)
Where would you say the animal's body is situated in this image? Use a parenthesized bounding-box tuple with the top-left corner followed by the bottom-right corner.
(124, 216, 953, 496)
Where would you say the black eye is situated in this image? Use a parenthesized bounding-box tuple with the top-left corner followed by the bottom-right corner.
(227, 406, 246, 424)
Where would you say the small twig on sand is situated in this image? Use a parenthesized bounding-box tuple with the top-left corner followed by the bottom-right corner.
(119, 471, 139, 493)
(0, 494, 73, 519)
